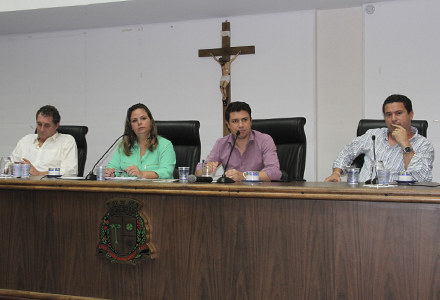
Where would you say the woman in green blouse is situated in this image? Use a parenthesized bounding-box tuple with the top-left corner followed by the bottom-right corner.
(105, 103, 176, 179)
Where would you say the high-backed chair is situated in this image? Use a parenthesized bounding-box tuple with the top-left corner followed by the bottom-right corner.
(352, 119, 428, 169)
(156, 120, 201, 179)
(35, 126, 88, 176)
(252, 117, 307, 181)
(57, 126, 88, 177)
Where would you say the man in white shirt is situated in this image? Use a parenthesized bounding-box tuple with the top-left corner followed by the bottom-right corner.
(10, 105, 78, 176)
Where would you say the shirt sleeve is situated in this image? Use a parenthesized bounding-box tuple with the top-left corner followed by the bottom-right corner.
(106, 144, 123, 175)
(259, 135, 282, 180)
(60, 135, 78, 176)
(153, 140, 176, 179)
(332, 134, 371, 174)
(10, 137, 25, 163)
(406, 138, 435, 182)
(195, 138, 224, 172)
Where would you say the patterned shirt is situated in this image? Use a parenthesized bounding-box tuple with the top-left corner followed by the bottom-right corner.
(332, 127, 434, 182)
(196, 130, 282, 180)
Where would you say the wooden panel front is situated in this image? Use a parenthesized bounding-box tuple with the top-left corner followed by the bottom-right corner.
(1, 182, 440, 299)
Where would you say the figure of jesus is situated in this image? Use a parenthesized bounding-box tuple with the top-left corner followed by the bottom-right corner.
(210, 51, 241, 103)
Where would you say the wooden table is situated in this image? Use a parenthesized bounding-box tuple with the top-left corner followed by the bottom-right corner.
(0, 177, 439, 300)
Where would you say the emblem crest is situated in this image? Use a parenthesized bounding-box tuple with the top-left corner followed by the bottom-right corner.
(96, 198, 155, 264)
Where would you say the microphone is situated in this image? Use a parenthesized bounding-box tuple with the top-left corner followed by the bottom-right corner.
(188, 175, 213, 183)
(217, 131, 240, 184)
(372, 135, 376, 161)
(365, 135, 378, 184)
(84, 134, 126, 180)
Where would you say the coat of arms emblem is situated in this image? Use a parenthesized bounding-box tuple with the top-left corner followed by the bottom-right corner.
(96, 198, 155, 264)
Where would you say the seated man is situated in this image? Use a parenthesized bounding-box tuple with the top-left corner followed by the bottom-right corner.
(325, 94, 434, 183)
(195, 101, 282, 182)
(10, 105, 78, 176)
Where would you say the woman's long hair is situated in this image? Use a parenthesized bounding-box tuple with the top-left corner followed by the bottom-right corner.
(121, 103, 158, 156)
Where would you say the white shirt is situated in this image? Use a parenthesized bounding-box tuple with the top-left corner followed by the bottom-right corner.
(10, 132, 78, 176)
(332, 127, 435, 182)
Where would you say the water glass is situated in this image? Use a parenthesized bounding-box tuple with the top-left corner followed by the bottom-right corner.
(347, 167, 360, 184)
(178, 167, 189, 182)
(371, 160, 384, 182)
(0, 157, 11, 175)
(202, 162, 214, 177)
(21, 163, 30, 178)
(95, 166, 106, 181)
(13, 163, 22, 178)
(377, 169, 391, 185)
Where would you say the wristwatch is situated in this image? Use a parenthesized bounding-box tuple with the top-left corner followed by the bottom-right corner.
(402, 146, 413, 154)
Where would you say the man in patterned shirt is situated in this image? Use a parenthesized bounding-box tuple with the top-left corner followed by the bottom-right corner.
(325, 94, 434, 182)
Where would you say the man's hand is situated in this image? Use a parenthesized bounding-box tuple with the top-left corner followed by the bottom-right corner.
(324, 168, 342, 182)
(21, 158, 42, 176)
(225, 169, 245, 182)
(207, 162, 219, 174)
(390, 124, 410, 147)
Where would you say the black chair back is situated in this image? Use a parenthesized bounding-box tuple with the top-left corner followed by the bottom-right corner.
(352, 119, 428, 168)
(252, 117, 307, 181)
(156, 121, 201, 179)
(56, 126, 88, 177)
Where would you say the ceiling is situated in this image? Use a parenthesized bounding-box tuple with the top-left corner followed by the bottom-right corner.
(0, 0, 398, 36)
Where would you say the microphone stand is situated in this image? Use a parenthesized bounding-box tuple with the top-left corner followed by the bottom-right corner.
(217, 131, 240, 184)
(84, 134, 125, 180)
(365, 135, 378, 184)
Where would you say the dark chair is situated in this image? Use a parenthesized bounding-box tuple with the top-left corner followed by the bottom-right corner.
(352, 119, 428, 168)
(156, 121, 201, 179)
(57, 126, 88, 177)
(35, 126, 89, 176)
(252, 117, 307, 181)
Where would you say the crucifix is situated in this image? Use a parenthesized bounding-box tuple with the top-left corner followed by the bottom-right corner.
(199, 21, 255, 136)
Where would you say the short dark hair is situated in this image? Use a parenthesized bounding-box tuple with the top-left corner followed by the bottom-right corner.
(382, 94, 413, 114)
(225, 101, 252, 122)
(36, 105, 60, 125)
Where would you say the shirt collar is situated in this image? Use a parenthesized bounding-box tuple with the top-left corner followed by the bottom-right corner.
(32, 132, 60, 144)
(227, 130, 255, 144)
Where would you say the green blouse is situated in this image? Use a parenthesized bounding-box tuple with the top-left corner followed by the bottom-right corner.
(107, 136, 176, 179)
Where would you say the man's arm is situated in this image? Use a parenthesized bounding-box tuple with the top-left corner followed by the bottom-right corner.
(405, 138, 435, 182)
(390, 124, 414, 169)
(324, 168, 343, 182)
(10, 136, 26, 164)
(259, 135, 282, 181)
(195, 138, 224, 176)
(229, 51, 241, 63)
(390, 124, 435, 181)
(210, 53, 220, 63)
(324, 132, 374, 182)
(60, 136, 78, 176)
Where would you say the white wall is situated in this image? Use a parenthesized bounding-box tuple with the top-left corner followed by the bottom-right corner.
(0, 11, 317, 179)
(364, 0, 440, 180)
(316, 7, 364, 181)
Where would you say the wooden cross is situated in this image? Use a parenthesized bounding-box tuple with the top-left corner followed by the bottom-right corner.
(199, 21, 255, 136)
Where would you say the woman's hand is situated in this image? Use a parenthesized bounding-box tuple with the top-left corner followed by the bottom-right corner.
(124, 165, 143, 177)
(105, 167, 115, 177)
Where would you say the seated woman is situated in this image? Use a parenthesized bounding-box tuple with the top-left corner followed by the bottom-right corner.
(105, 103, 176, 179)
